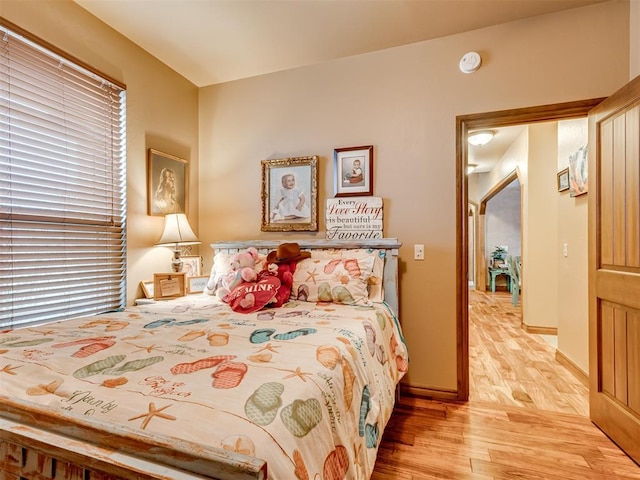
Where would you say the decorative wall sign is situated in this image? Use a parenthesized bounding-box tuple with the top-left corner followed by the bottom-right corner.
(325, 196, 383, 240)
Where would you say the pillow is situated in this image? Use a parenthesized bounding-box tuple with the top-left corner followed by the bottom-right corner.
(204, 251, 236, 295)
(300, 249, 385, 302)
(227, 276, 281, 314)
(290, 252, 376, 306)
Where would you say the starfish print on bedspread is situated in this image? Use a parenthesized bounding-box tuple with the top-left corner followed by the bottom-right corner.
(1, 364, 20, 375)
(279, 366, 313, 382)
(128, 402, 176, 430)
(255, 343, 281, 354)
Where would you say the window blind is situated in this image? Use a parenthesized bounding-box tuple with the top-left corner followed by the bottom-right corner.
(0, 23, 127, 329)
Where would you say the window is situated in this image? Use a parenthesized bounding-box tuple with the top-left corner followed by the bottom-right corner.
(0, 21, 127, 329)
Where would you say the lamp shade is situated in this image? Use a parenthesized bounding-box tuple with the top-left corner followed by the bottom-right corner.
(468, 130, 495, 147)
(155, 213, 200, 247)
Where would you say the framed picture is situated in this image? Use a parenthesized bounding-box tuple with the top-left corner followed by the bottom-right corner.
(557, 167, 569, 192)
(180, 255, 202, 277)
(334, 145, 373, 197)
(569, 144, 588, 197)
(153, 272, 186, 300)
(140, 280, 154, 299)
(187, 275, 209, 294)
(261, 155, 319, 232)
(147, 149, 189, 216)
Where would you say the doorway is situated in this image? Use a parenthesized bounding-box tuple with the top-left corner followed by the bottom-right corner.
(455, 98, 605, 401)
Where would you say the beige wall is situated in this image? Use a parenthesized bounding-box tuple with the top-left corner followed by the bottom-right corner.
(199, 2, 629, 392)
(557, 119, 589, 374)
(523, 123, 560, 330)
(1, 0, 200, 305)
(1, 0, 630, 394)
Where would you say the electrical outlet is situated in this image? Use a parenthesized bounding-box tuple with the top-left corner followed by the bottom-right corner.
(414, 244, 424, 260)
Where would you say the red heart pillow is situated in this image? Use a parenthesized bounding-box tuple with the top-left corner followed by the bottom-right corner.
(227, 277, 281, 314)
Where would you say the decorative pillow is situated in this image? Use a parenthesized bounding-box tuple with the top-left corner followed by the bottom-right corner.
(300, 249, 385, 302)
(227, 276, 281, 314)
(291, 253, 376, 306)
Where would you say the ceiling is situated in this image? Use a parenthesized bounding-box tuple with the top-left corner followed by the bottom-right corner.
(72, 1, 601, 171)
(469, 125, 526, 174)
(73, 0, 606, 88)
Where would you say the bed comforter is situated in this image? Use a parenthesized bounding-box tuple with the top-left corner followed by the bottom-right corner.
(0, 295, 408, 479)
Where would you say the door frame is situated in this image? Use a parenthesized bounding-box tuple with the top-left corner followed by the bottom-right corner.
(456, 98, 605, 400)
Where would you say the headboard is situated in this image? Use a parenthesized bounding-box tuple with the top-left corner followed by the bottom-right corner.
(210, 238, 402, 314)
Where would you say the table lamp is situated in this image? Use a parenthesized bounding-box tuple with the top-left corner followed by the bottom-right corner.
(155, 213, 201, 272)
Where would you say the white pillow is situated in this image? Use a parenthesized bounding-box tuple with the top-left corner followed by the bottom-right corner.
(204, 251, 235, 295)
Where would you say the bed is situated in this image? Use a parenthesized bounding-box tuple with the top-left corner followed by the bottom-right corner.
(0, 239, 406, 480)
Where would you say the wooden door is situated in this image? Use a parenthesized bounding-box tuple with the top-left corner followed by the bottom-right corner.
(589, 75, 640, 465)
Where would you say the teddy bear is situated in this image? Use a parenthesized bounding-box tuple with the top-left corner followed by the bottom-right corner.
(216, 247, 262, 302)
(258, 260, 297, 308)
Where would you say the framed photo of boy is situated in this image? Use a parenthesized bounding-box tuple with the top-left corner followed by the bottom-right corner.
(334, 145, 373, 197)
(261, 155, 318, 232)
(147, 149, 189, 216)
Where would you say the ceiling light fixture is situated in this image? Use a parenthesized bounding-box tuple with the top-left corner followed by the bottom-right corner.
(468, 130, 495, 147)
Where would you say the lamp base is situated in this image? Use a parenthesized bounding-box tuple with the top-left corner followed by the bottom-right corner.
(171, 250, 183, 273)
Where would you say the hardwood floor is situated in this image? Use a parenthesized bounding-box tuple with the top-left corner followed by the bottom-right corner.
(468, 290, 589, 415)
(372, 290, 640, 479)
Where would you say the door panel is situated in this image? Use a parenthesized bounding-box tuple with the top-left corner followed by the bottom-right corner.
(589, 77, 640, 465)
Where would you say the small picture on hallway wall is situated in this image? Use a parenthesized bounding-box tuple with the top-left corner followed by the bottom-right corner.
(557, 167, 569, 192)
(568, 145, 588, 197)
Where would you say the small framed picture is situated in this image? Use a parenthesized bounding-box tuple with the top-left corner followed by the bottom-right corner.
(147, 149, 189, 216)
(140, 280, 154, 299)
(187, 275, 209, 294)
(153, 272, 186, 300)
(557, 167, 569, 192)
(180, 255, 202, 277)
(334, 145, 373, 197)
(261, 155, 319, 232)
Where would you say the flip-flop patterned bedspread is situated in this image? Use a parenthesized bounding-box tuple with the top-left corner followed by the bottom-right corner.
(0, 295, 408, 480)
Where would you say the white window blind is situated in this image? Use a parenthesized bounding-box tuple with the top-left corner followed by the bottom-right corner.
(0, 23, 127, 329)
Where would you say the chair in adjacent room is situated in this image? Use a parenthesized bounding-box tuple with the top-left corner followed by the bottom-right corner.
(506, 255, 521, 306)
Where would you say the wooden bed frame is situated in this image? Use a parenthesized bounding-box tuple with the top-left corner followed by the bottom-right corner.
(0, 238, 401, 480)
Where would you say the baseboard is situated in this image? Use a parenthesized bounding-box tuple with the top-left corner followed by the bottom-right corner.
(523, 324, 558, 336)
(399, 383, 459, 401)
(555, 350, 589, 386)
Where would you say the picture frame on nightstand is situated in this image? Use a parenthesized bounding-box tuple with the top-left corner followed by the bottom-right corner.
(153, 272, 186, 300)
(140, 280, 154, 299)
(187, 275, 209, 294)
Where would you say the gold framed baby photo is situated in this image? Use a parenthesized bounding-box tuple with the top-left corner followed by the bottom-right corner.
(261, 155, 318, 232)
(334, 145, 373, 197)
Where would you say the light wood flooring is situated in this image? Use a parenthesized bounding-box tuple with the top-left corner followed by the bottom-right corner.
(468, 289, 589, 415)
(372, 290, 640, 479)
